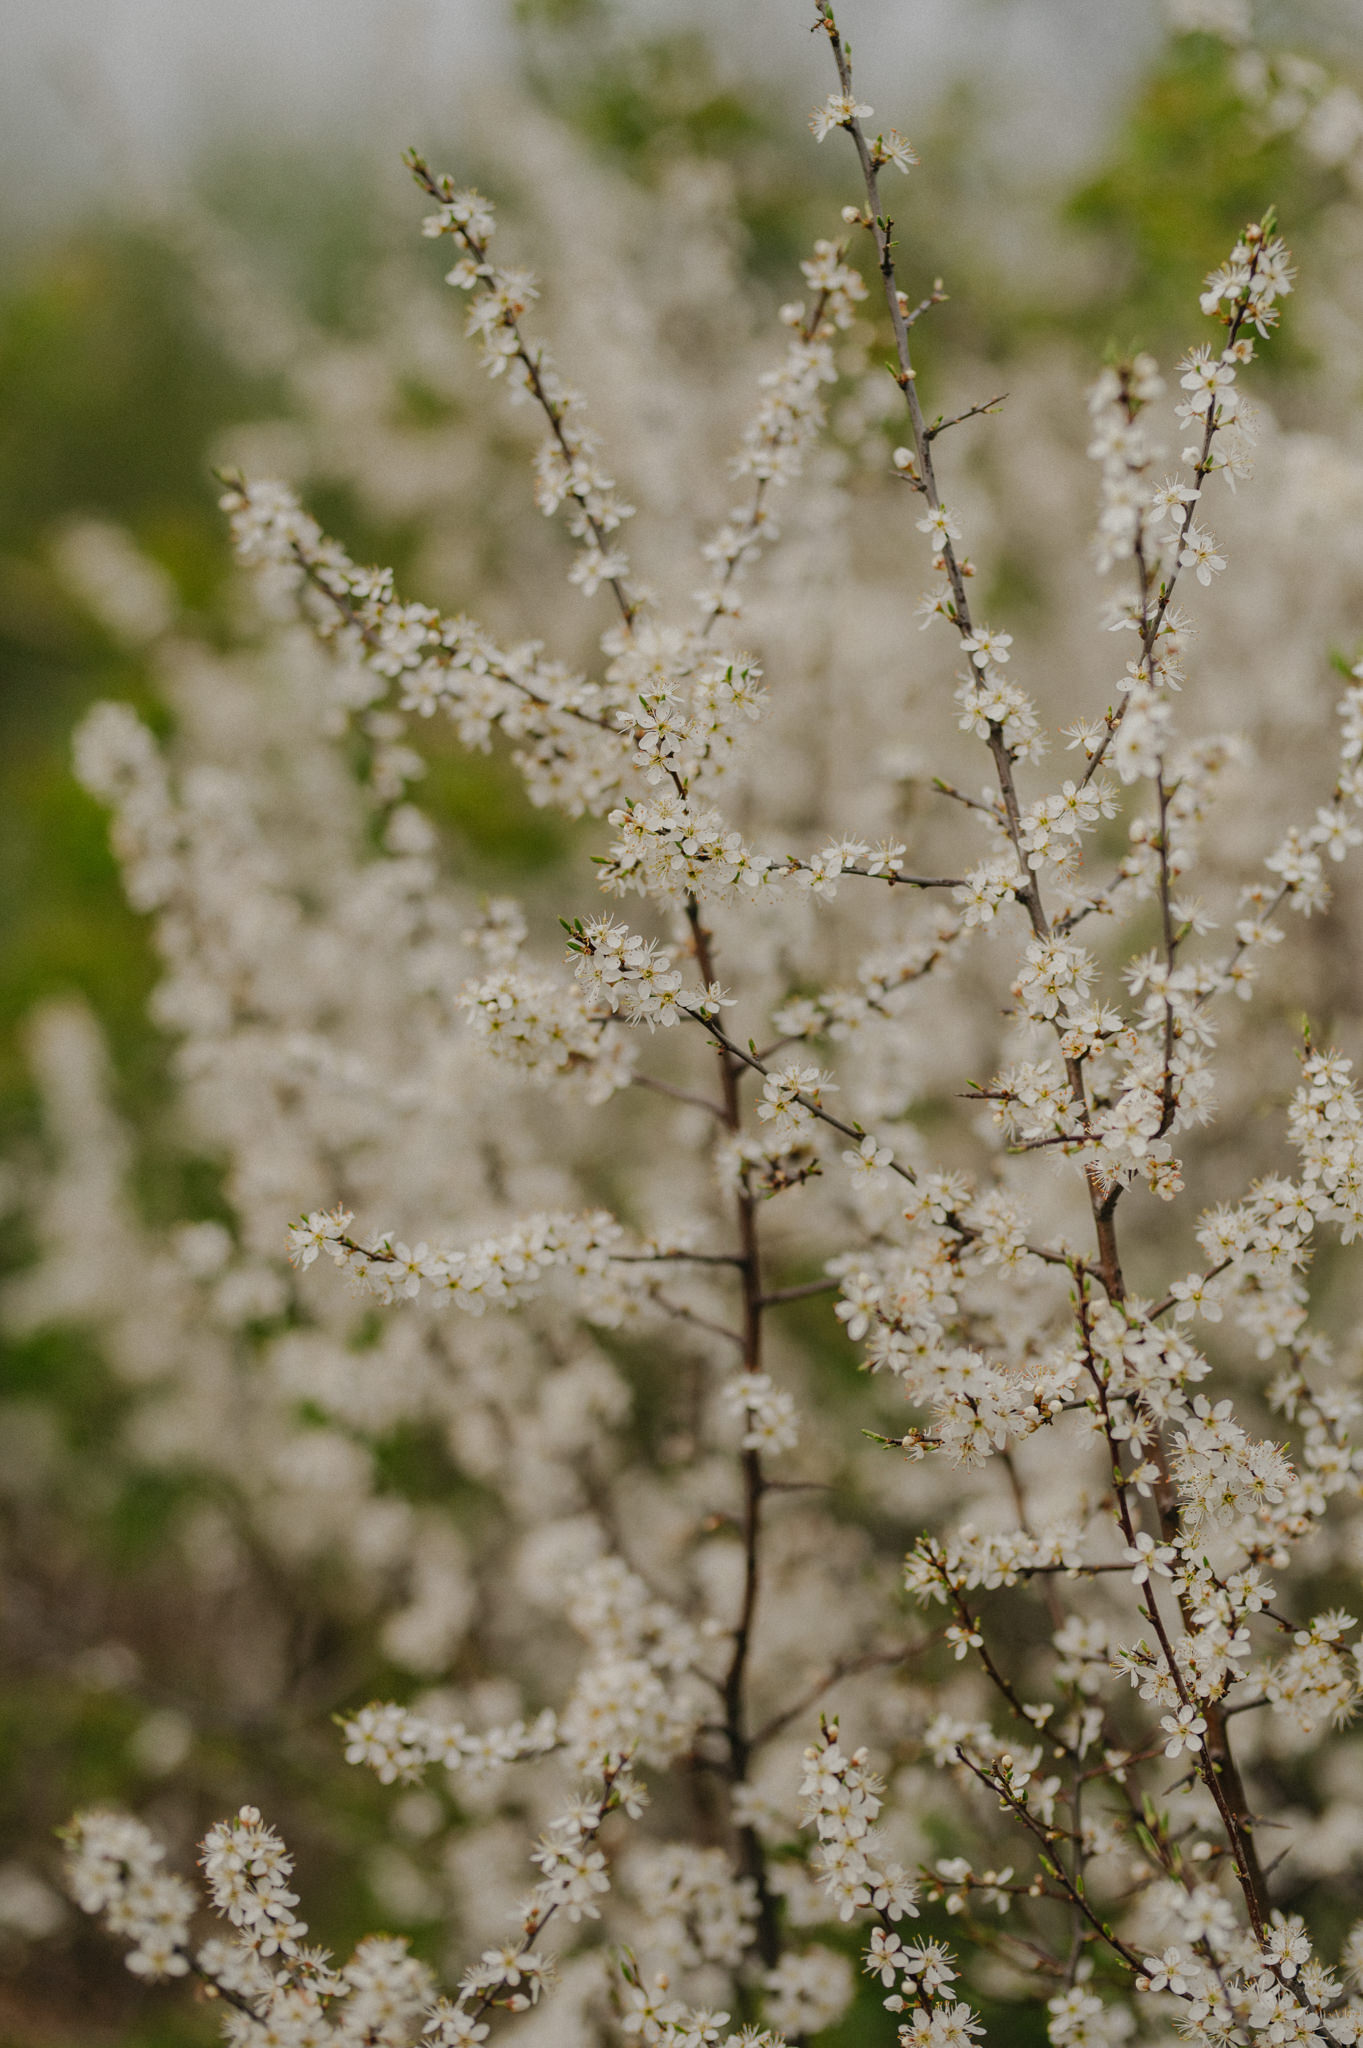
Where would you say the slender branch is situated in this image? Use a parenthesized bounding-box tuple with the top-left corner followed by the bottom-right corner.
(610, 1247, 747, 1267)
(817, 7, 1051, 943)
(290, 544, 618, 737)
(696, 276, 835, 640)
(647, 1285, 746, 1351)
(1079, 1304, 1271, 1941)
(757, 1276, 841, 1307)
(685, 897, 781, 1970)
(685, 1006, 1084, 1276)
(1078, 260, 1268, 789)
(953, 1748, 1147, 1975)
(753, 1643, 927, 1748)
(930, 777, 1006, 822)
(631, 1071, 729, 1119)
(925, 393, 1008, 443)
(409, 153, 641, 633)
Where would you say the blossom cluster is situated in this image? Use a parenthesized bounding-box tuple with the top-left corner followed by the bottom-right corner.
(41, 7, 1363, 2048)
(61, 1811, 195, 1982)
(64, 1806, 442, 2047)
(285, 1205, 642, 1316)
(417, 173, 638, 604)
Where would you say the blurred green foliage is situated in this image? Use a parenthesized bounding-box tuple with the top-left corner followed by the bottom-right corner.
(0, 228, 272, 1133)
(1066, 33, 1344, 359)
(518, 7, 839, 283)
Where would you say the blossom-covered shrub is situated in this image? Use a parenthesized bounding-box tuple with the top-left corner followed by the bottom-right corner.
(31, 3, 1363, 2046)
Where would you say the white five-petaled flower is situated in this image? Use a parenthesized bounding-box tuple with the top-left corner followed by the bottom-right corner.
(809, 92, 874, 141)
(1160, 1703, 1208, 1758)
(865, 1928, 906, 1985)
(876, 128, 919, 172)
(917, 503, 963, 545)
(1124, 1532, 1177, 1584)
(960, 626, 1013, 668)
(1179, 523, 1226, 585)
(843, 1134, 895, 1177)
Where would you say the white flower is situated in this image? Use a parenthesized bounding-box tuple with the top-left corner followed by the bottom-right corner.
(1124, 1533, 1176, 1584)
(917, 503, 963, 545)
(1160, 1704, 1207, 1757)
(1179, 523, 1226, 584)
(960, 627, 1012, 668)
(842, 1134, 894, 1177)
(877, 128, 919, 172)
(810, 92, 874, 141)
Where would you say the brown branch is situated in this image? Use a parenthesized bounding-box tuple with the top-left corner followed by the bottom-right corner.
(753, 1642, 928, 1747)
(925, 393, 1008, 443)
(408, 152, 641, 632)
(685, 897, 781, 1971)
(757, 1276, 841, 1307)
(953, 1748, 1147, 1975)
(290, 544, 618, 737)
(631, 1071, 729, 1119)
(647, 1286, 745, 1351)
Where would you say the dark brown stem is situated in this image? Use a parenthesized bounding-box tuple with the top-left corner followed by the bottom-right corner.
(685, 897, 781, 1971)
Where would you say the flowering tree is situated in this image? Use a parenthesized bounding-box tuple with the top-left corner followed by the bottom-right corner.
(45, 5, 1363, 2047)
